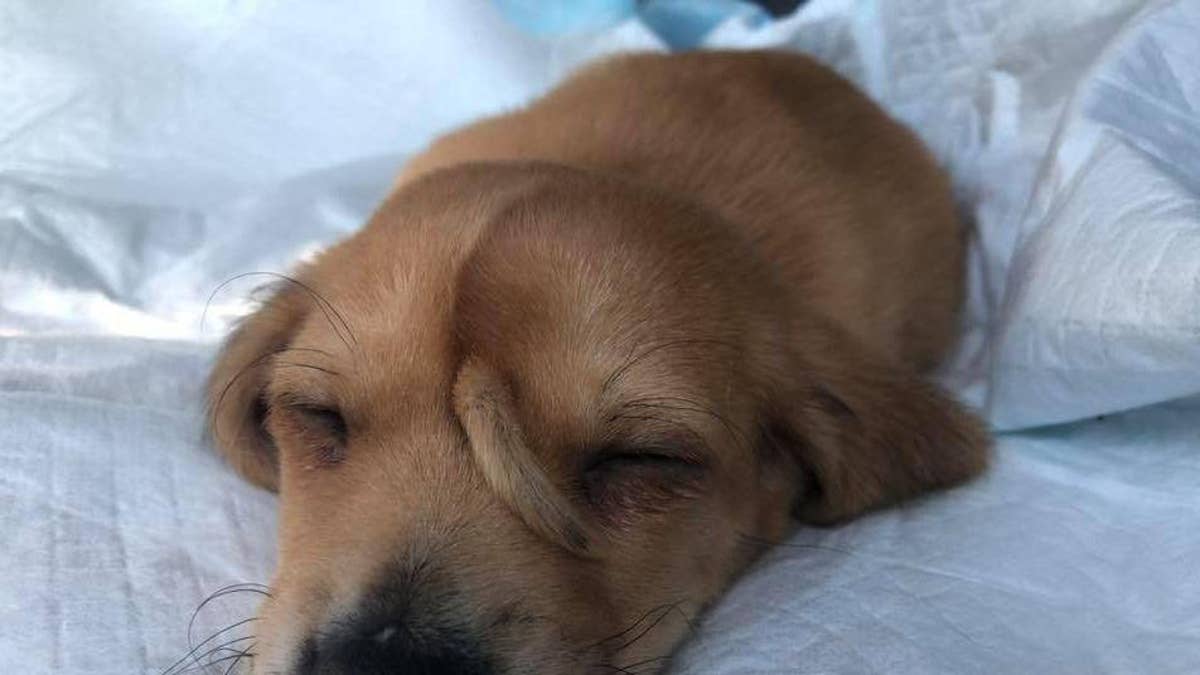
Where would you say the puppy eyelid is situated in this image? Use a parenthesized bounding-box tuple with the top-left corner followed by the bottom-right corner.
(288, 404, 348, 443)
(584, 445, 699, 472)
(581, 445, 709, 519)
(270, 398, 350, 467)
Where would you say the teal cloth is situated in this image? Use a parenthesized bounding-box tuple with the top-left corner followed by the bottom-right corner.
(494, 0, 772, 48)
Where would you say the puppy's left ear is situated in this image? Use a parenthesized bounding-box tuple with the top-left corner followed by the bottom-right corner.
(772, 318, 990, 525)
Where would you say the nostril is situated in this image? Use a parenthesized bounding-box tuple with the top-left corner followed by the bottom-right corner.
(305, 619, 493, 675)
(371, 625, 398, 645)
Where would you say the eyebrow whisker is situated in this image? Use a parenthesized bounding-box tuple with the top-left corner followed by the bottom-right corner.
(203, 271, 359, 351)
(273, 362, 342, 378)
(620, 396, 751, 453)
(210, 350, 340, 447)
(600, 337, 741, 395)
(606, 413, 709, 449)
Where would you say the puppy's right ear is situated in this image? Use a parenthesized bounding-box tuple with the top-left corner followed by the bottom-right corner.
(769, 312, 990, 525)
(207, 283, 309, 492)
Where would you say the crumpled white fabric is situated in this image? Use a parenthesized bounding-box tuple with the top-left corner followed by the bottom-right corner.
(2, 0, 1199, 673)
(700, 0, 1200, 430)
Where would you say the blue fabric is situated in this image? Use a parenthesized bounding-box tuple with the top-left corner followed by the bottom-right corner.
(493, 0, 637, 37)
(494, 0, 772, 48)
(640, 0, 770, 48)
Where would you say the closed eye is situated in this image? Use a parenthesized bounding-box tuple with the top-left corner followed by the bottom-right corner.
(273, 402, 348, 466)
(585, 450, 697, 474)
(582, 446, 707, 520)
(292, 404, 348, 444)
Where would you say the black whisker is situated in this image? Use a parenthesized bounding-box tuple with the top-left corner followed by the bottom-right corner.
(590, 603, 677, 649)
(619, 396, 751, 452)
(601, 338, 742, 395)
(283, 347, 336, 359)
(223, 640, 257, 675)
(209, 348, 338, 445)
(587, 600, 695, 675)
(160, 584, 271, 675)
(171, 647, 257, 675)
(273, 362, 341, 377)
(191, 636, 256, 674)
(613, 602, 681, 654)
(171, 654, 241, 675)
(209, 347, 289, 445)
(606, 413, 708, 449)
(202, 271, 358, 350)
(164, 633, 255, 675)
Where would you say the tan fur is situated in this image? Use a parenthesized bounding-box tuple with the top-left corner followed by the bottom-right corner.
(207, 51, 988, 674)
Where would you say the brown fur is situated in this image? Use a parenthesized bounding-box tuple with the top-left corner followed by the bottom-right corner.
(208, 51, 988, 674)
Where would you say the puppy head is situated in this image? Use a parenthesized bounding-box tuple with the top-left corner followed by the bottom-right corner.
(208, 163, 987, 674)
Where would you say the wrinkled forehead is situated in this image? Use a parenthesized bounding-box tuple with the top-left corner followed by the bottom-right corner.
(283, 163, 763, 409)
(451, 187, 761, 437)
(276, 168, 519, 389)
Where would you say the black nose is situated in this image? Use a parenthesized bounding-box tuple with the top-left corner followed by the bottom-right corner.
(299, 621, 493, 675)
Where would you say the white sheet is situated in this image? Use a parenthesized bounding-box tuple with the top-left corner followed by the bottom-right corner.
(3, 1, 1199, 673)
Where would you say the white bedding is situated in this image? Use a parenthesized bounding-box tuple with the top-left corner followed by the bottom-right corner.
(2, 1, 1198, 673)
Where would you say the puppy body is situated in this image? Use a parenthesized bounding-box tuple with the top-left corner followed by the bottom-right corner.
(209, 51, 986, 674)
(401, 51, 964, 370)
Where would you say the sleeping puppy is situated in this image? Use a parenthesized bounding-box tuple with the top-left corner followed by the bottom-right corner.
(208, 51, 988, 674)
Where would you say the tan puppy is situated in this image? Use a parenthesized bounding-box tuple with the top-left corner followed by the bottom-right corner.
(208, 51, 988, 674)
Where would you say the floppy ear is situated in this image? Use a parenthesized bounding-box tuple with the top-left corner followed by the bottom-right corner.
(207, 283, 309, 492)
(453, 357, 600, 558)
(775, 318, 990, 525)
